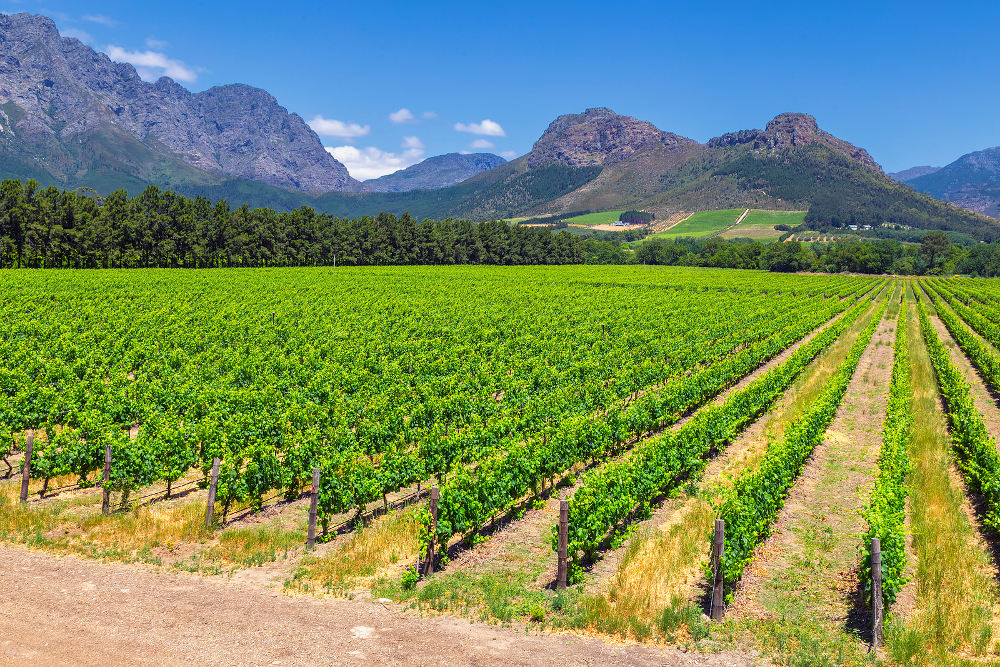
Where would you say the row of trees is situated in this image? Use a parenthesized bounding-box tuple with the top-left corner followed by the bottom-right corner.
(0, 180, 613, 268)
(633, 231, 1000, 275)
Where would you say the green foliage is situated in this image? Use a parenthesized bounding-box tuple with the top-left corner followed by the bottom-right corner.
(421, 275, 880, 551)
(559, 289, 881, 563)
(401, 566, 419, 590)
(859, 304, 911, 607)
(0, 179, 599, 269)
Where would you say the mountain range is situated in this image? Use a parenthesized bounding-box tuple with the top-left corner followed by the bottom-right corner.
(363, 153, 506, 192)
(0, 11, 996, 241)
(893, 149, 1000, 219)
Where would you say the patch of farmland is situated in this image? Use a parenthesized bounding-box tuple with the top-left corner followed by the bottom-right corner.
(563, 210, 628, 226)
(648, 208, 744, 239)
(720, 210, 807, 240)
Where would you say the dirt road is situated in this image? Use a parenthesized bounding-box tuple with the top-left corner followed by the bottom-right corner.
(0, 545, 753, 666)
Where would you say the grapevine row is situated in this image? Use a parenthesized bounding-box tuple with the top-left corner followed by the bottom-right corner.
(916, 297, 1000, 533)
(859, 302, 911, 608)
(714, 297, 886, 589)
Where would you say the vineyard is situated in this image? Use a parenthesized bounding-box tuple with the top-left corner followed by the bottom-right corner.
(5, 265, 1000, 665)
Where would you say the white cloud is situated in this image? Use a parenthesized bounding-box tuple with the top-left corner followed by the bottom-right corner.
(500, 150, 518, 160)
(468, 138, 495, 150)
(62, 28, 94, 44)
(308, 115, 371, 139)
(326, 136, 427, 180)
(106, 45, 198, 82)
(454, 119, 505, 136)
(389, 108, 415, 124)
(145, 37, 168, 49)
(84, 14, 119, 27)
(401, 136, 425, 150)
(422, 111, 438, 119)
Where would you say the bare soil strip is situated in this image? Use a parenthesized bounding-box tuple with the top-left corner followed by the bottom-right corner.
(0, 545, 753, 667)
(726, 302, 895, 630)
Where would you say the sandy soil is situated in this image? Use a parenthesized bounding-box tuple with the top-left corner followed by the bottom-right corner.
(0, 545, 756, 666)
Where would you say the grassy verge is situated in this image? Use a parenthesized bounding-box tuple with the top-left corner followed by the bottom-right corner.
(886, 280, 1000, 663)
(0, 478, 306, 572)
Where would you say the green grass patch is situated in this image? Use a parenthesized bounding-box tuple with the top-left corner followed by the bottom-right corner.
(563, 210, 627, 226)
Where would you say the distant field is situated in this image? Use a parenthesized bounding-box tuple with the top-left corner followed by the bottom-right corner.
(564, 210, 627, 226)
(648, 209, 744, 239)
(720, 210, 807, 240)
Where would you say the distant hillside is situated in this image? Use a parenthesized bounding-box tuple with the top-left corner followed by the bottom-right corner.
(905, 147, 1000, 218)
(890, 166, 940, 182)
(364, 153, 507, 192)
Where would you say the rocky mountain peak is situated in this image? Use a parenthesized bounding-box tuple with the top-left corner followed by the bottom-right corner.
(0, 12, 360, 192)
(707, 112, 882, 173)
(526, 108, 697, 169)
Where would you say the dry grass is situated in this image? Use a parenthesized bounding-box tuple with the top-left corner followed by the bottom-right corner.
(889, 283, 1000, 663)
(291, 508, 421, 594)
(600, 500, 715, 620)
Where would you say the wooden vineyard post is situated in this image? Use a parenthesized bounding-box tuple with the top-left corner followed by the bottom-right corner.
(711, 519, 725, 622)
(101, 442, 112, 515)
(557, 499, 569, 590)
(205, 458, 221, 528)
(871, 537, 883, 651)
(423, 485, 439, 577)
(19, 433, 33, 503)
(306, 468, 320, 549)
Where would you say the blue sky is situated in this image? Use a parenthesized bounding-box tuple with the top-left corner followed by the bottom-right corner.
(4, 0, 999, 179)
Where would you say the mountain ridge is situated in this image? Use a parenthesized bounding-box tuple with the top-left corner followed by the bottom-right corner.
(363, 153, 507, 192)
(904, 147, 1000, 218)
(0, 12, 359, 192)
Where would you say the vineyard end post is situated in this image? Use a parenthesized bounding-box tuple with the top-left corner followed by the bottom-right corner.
(205, 458, 221, 528)
(101, 442, 112, 515)
(306, 468, 320, 549)
(711, 519, 725, 622)
(423, 485, 439, 577)
(18, 433, 33, 504)
(871, 537, 883, 651)
(557, 499, 568, 590)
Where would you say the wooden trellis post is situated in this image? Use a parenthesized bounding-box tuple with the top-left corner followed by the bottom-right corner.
(306, 468, 320, 549)
(711, 519, 725, 622)
(557, 499, 569, 590)
(871, 537, 883, 651)
(101, 442, 112, 515)
(423, 486, 439, 576)
(205, 458, 221, 527)
(19, 434, 33, 503)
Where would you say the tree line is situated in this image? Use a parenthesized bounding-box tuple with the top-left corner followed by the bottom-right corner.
(633, 231, 1000, 276)
(0, 180, 610, 268)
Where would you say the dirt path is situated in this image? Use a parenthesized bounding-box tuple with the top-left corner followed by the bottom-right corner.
(0, 545, 754, 667)
(712, 209, 750, 237)
(727, 302, 895, 627)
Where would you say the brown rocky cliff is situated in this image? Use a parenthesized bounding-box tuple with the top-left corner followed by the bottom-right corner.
(526, 107, 698, 169)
